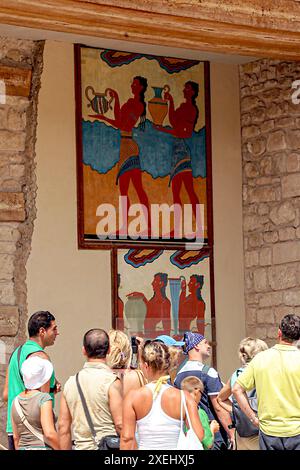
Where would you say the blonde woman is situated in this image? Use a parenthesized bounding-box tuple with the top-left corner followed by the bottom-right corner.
(107, 330, 147, 395)
(121, 341, 204, 450)
(217, 337, 268, 450)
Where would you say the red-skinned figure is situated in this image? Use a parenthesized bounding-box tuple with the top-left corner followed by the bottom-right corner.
(128, 272, 171, 337)
(90, 76, 150, 236)
(154, 81, 201, 237)
(178, 274, 205, 335)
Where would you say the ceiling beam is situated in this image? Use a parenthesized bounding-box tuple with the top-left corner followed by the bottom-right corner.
(0, 0, 299, 59)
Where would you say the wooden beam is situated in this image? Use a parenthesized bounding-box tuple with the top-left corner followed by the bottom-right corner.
(0, 1, 299, 59)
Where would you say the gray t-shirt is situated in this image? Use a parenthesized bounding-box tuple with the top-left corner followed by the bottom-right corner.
(11, 392, 53, 449)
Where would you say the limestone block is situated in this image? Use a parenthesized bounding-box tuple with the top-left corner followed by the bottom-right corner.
(260, 157, 272, 176)
(244, 162, 260, 178)
(268, 265, 298, 290)
(0, 281, 15, 304)
(242, 63, 261, 75)
(273, 241, 300, 264)
(259, 291, 282, 308)
(241, 96, 264, 112)
(245, 293, 259, 305)
(247, 138, 266, 158)
(9, 165, 25, 179)
(0, 131, 26, 152)
(0, 254, 14, 280)
(279, 227, 296, 241)
(258, 203, 269, 216)
(240, 87, 251, 98)
(0, 108, 7, 129)
(283, 290, 300, 306)
(246, 307, 257, 325)
(262, 88, 281, 102)
(259, 247, 272, 266)
(269, 201, 296, 225)
(0, 224, 20, 242)
(276, 117, 295, 128)
(266, 131, 287, 152)
(273, 153, 287, 175)
(254, 326, 267, 339)
(0, 180, 22, 192)
(282, 174, 300, 198)
(274, 306, 292, 323)
(296, 227, 300, 238)
(287, 130, 300, 151)
(243, 215, 263, 232)
(248, 187, 278, 204)
(263, 231, 279, 244)
(242, 126, 260, 139)
(264, 80, 278, 89)
(7, 109, 26, 131)
(251, 107, 266, 123)
(0, 306, 18, 336)
(0, 242, 16, 254)
(253, 268, 268, 292)
(249, 233, 264, 248)
(261, 120, 275, 133)
(245, 271, 254, 291)
(257, 308, 274, 324)
(266, 103, 283, 119)
(256, 177, 274, 186)
(0, 193, 25, 221)
(286, 154, 300, 173)
(245, 251, 259, 268)
(267, 326, 279, 339)
(241, 113, 251, 126)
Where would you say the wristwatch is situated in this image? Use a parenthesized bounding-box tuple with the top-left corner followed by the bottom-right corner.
(250, 416, 256, 423)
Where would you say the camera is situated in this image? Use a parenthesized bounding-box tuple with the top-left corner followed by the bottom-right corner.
(130, 336, 139, 369)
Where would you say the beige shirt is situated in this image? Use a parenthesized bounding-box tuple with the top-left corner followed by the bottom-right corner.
(64, 362, 117, 450)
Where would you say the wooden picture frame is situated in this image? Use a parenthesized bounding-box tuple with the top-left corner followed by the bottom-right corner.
(75, 44, 213, 250)
(111, 247, 217, 367)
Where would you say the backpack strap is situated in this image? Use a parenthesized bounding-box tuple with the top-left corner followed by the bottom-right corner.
(13, 396, 45, 443)
(75, 373, 99, 447)
(202, 364, 210, 374)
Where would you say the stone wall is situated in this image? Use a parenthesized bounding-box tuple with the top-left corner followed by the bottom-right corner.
(241, 59, 300, 344)
(0, 38, 44, 446)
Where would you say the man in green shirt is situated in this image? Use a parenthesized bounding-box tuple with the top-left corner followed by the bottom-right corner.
(233, 314, 300, 450)
(3, 310, 59, 450)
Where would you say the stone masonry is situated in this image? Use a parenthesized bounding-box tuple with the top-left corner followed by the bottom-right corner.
(240, 59, 300, 345)
(0, 38, 44, 446)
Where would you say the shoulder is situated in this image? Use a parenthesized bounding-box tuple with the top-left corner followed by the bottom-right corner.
(39, 392, 52, 406)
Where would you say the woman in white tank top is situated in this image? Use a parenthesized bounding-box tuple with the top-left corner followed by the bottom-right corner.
(121, 341, 204, 450)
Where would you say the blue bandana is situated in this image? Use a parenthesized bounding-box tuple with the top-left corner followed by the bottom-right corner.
(183, 332, 205, 355)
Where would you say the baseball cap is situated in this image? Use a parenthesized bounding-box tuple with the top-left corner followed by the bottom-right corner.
(183, 332, 205, 354)
(21, 356, 53, 390)
(155, 335, 185, 347)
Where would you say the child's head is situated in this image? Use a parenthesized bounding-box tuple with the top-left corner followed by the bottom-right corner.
(181, 376, 204, 404)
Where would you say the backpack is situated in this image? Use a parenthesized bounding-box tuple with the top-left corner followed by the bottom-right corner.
(231, 368, 258, 438)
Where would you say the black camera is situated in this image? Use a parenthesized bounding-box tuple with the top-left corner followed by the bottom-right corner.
(130, 336, 139, 369)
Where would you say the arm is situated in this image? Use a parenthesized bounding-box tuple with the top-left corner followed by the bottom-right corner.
(108, 378, 123, 436)
(232, 382, 259, 428)
(185, 392, 204, 442)
(217, 380, 233, 414)
(3, 367, 8, 402)
(210, 395, 235, 446)
(120, 390, 137, 450)
(40, 400, 60, 450)
(58, 393, 72, 450)
(12, 415, 20, 450)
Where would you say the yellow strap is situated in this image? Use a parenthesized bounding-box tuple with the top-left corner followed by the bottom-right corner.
(153, 375, 170, 400)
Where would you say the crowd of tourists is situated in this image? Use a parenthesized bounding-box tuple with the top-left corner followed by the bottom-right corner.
(2, 311, 300, 451)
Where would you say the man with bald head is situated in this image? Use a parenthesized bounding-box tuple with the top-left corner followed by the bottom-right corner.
(58, 329, 122, 450)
